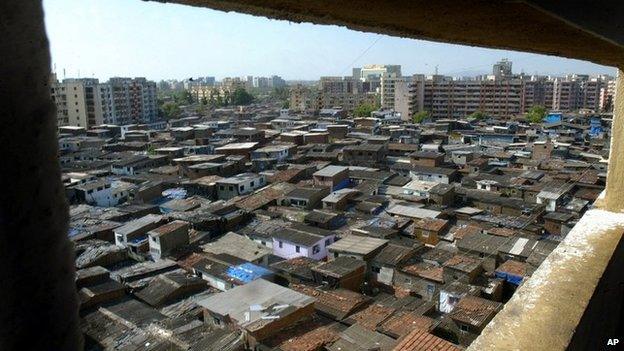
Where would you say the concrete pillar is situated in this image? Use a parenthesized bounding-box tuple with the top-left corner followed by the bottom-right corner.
(0, 1, 82, 350)
(605, 69, 624, 212)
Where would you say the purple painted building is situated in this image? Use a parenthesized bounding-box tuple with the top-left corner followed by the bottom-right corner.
(272, 224, 336, 260)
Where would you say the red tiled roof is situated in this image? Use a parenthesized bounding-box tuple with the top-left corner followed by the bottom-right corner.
(345, 304, 395, 330)
(270, 168, 305, 183)
(451, 225, 482, 240)
(378, 311, 436, 339)
(393, 329, 462, 351)
(402, 263, 445, 284)
(442, 254, 480, 272)
(235, 183, 293, 211)
(291, 284, 370, 320)
(280, 326, 340, 351)
(176, 252, 205, 271)
(495, 259, 527, 277)
(486, 227, 516, 237)
(448, 295, 502, 328)
(414, 218, 448, 232)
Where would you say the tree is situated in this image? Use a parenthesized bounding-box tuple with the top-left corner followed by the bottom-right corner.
(161, 101, 181, 120)
(353, 103, 377, 117)
(271, 87, 289, 100)
(468, 110, 486, 120)
(195, 104, 206, 116)
(412, 111, 430, 123)
(223, 90, 231, 106)
(200, 96, 208, 105)
(146, 144, 156, 155)
(231, 88, 255, 106)
(173, 90, 193, 105)
(525, 105, 547, 123)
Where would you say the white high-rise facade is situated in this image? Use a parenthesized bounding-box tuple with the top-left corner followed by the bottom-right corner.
(51, 75, 158, 128)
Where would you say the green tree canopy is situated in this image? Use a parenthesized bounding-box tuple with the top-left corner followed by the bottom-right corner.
(412, 111, 430, 123)
(353, 103, 377, 117)
(468, 110, 486, 120)
(525, 105, 547, 123)
(271, 87, 289, 100)
(172, 90, 193, 105)
(161, 102, 181, 120)
(195, 104, 207, 116)
(231, 88, 255, 106)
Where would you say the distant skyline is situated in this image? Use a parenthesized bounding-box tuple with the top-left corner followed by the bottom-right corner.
(44, 0, 616, 82)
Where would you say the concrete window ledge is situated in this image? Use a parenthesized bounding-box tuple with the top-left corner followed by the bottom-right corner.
(468, 203, 624, 351)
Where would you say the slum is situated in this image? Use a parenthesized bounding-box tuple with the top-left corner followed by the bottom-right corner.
(63, 105, 609, 350)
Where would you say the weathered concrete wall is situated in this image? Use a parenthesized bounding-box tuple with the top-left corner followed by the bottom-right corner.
(151, 0, 624, 68)
(0, 1, 82, 350)
(605, 70, 624, 212)
(567, 232, 624, 350)
(468, 207, 624, 351)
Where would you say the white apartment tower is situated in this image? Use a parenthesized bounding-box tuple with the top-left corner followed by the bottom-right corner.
(358, 64, 402, 92)
(50, 74, 104, 129)
(50, 74, 158, 128)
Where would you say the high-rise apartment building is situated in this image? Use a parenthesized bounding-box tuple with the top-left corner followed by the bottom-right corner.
(492, 59, 513, 79)
(204, 76, 216, 86)
(392, 78, 413, 121)
(101, 77, 158, 125)
(317, 76, 376, 111)
(599, 79, 616, 112)
(359, 64, 401, 81)
(357, 64, 402, 92)
(269, 75, 286, 88)
(50, 75, 103, 128)
(289, 84, 317, 111)
(252, 75, 285, 90)
(50, 74, 158, 128)
(405, 61, 612, 118)
(415, 74, 523, 119)
(580, 77, 606, 112)
(553, 78, 581, 111)
(289, 77, 376, 112)
(380, 74, 408, 111)
(520, 76, 553, 113)
(291, 60, 612, 118)
(253, 77, 270, 89)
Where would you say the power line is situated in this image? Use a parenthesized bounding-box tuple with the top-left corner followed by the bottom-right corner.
(339, 36, 382, 76)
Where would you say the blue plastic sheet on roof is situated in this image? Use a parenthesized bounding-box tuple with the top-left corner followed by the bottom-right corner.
(545, 113, 562, 124)
(129, 235, 148, 244)
(589, 117, 603, 137)
(226, 263, 272, 283)
(494, 271, 523, 285)
(333, 178, 351, 191)
(162, 188, 187, 200)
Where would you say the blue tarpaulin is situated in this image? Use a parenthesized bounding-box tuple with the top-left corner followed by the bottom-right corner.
(226, 263, 272, 283)
(589, 117, 603, 138)
(332, 178, 351, 191)
(162, 188, 187, 200)
(545, 112, 562, 124)
(495, 271, 523, 285)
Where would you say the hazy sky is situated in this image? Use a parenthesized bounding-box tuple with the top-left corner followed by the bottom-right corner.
(43, 0, 616, 81)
